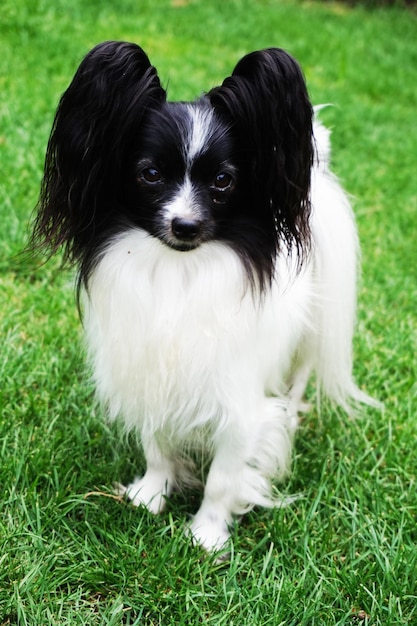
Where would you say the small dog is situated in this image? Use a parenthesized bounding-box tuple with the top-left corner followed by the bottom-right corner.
(32, 41, 376, 552)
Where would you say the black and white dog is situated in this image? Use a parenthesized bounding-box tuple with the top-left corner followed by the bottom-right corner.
(32, 42, 375, 552)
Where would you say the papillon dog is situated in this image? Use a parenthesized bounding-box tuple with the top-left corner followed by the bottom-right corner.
(32, 41, 376, 553)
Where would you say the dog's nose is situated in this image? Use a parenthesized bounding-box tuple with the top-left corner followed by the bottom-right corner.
(171, 217, 202, 241)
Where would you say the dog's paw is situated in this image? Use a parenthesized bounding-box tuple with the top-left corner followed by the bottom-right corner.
(115, 475, 169, 514)
(189, 510, 231, 555)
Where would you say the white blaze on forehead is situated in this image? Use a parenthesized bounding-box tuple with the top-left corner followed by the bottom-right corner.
(161, 105, 216, 223)
(185, 105, 214, 165)
(162, 105, 214, 222)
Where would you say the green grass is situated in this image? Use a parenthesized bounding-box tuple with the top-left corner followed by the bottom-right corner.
(1, 0, 416, 623)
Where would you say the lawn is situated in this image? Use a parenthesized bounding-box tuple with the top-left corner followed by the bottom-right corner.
(1, 0, 416, 624)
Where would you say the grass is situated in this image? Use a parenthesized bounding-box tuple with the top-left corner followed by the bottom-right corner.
(1, 0, 416, 623)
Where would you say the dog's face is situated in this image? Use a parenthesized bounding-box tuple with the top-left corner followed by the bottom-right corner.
(124, 102, 240, 251)
(33, 42, 314, 288)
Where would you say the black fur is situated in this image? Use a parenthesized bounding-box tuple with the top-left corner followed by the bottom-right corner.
(31, 42, 313, 290)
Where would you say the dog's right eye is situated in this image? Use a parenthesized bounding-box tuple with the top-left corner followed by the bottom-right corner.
(139, 167, 162, 184)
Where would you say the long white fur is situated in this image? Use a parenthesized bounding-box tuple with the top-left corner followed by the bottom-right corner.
(83, 117, 371, 551)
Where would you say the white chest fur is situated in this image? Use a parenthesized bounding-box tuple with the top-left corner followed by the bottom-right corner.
(84, 230, 311, 443)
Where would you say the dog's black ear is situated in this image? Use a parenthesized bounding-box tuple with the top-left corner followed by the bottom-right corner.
(209, 48, 313, 260)
(32, 41, 166, 262)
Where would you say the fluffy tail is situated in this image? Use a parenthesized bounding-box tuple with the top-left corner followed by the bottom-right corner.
(311, 115, 380, 412)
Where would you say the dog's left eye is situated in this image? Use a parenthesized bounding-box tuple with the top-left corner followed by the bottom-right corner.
(213, 172, 234, 190)
(139, 167, 162, 184)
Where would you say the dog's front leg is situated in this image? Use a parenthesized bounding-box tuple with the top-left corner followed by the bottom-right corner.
(189, 434, 247, 553)
(189, 399, 293, 553)
(118, 438, 175, 514)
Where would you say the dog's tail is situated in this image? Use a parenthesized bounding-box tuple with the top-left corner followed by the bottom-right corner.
(310, 116, 381, 413)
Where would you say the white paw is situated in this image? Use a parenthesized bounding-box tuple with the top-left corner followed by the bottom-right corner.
(115, 473, 171, 514)
(189, 511, 231, 554)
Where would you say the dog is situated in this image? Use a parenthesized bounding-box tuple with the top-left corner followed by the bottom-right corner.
(32, 41, 376, 552)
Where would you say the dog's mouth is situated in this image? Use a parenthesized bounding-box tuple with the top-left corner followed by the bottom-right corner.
(164, 239, 201, 252)
(150, 227, 204, 252)
(165, 241, 201, 252)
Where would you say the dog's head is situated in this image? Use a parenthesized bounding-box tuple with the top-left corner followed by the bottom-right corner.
(33, 41, 313, 287)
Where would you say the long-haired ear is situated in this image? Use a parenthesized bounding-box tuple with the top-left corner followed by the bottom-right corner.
(208, 48, 313, 262)
(31, 41, 165, 262)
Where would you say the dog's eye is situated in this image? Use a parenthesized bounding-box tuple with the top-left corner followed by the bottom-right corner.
(213, 172, 234, 190)
(140, 167, 162, 184)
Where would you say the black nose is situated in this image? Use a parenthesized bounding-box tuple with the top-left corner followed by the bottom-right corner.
(171, 217, 202, 241)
